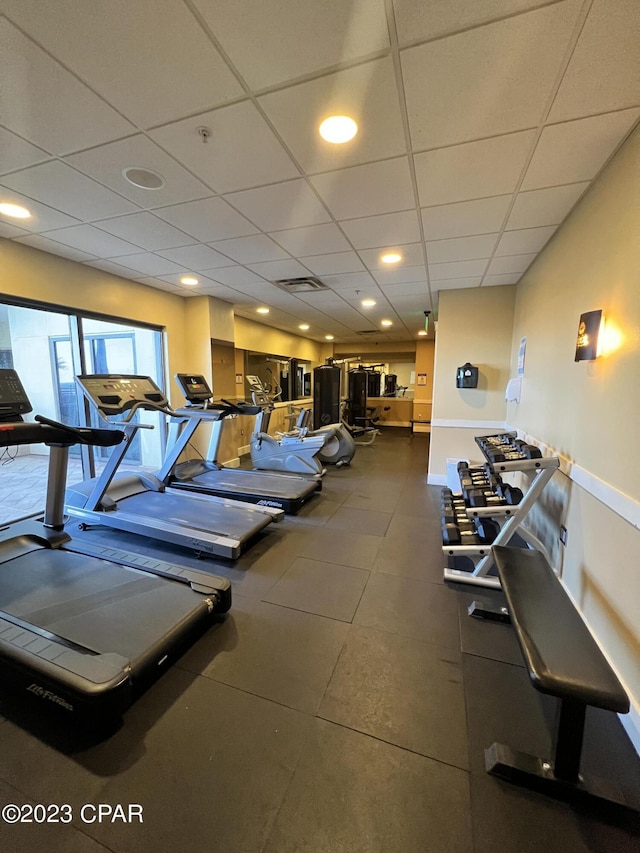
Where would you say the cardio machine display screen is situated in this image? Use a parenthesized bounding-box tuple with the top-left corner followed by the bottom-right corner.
(0, 369, 33, 416)
(176, 374, 212, 401)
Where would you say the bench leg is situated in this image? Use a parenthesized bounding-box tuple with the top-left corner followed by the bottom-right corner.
(553, 697, 584, 782)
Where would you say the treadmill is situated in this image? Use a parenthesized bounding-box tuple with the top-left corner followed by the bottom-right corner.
(157, 374, 321, 513)
(0, 369, 231, 724)
(65, 374, 284, 560)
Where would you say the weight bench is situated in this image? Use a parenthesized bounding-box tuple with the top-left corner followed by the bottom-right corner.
(480, 546, 634, 810)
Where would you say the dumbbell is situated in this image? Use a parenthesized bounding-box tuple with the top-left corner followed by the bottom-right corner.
(495, 482, 524, 504)
(465, 483, 522, 507)
(513, 439, 542, 459)
(441, 517, 500, 546)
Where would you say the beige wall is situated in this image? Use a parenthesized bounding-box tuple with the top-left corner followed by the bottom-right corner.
(234, 316, 324, 363)
(428, 285, 516, 477)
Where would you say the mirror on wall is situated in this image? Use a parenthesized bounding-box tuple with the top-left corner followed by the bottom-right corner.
(346, 359, 416, 399)
(245, 352, 312, 401)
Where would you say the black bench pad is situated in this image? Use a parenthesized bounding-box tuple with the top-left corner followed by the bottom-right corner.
(492, 546, 629, 714)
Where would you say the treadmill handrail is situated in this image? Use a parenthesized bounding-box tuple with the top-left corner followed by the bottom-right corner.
(0, 419, 124, 449)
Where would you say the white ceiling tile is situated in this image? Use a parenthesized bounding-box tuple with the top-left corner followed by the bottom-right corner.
(193, 0, 389, 89)
(522, 109, 640, 190)
(0, 127, 51, 175)
(223, 180, 331, 232)
(209, 235, 290, 264)
(0, 18, 134, 155)
(67, 135, 211, 208)
(421, 195, 512, 240)
(1, 0, 244, 127)
(311, 158, 414, 220)
(204, 266, 267, 287)
(14, 233, 96, 262)
(93, 213, 196, 251)
(415, 131, 536, 207)
(393, 0, 553, 45)
(258, 58, 405, 173)
(0, 221, 29, 239)
(43, 225, 142, 257)
(2, 161, 137, 220)
(301, 252, 365, 275)
(154, 198, 259, 242)
(435, 278, 483, 291)
(426, 233, 498, 264)
(247, 259, 312, 280)
(156, 245, 235, 271)
(402, 2, 581, 149)
(135, 277, 185, 293)
(150, 102, 299, 194)
(86, 259, 141, 279)
(495, 226, 556, 257)
(482, 273, 521, 286)
(486, 254, 537, 275)
(108, 253, 187, 277)
(372, 265, 427, 285)
(322, 272, 379, 291)
(339, 211, 421, 249)
(196, 285, 248, 302)
(506, 183, 589, 229)
(549, 0, 640, 123)
(429, 259, 489, 280)
(270, 223, 351, 256)
(359, 243, 424, 269)
(379, 281, 431, 296)
(149, 271, 231, 289)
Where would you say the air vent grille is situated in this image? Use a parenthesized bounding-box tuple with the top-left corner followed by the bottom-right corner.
(273, 276, 328, 293)
(357, 329, 383, 335)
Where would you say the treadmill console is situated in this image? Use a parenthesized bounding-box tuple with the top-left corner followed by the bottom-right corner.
(175, 373, 213, 404)
(76, 374, 168, 416)
(0, 368, 33, 420)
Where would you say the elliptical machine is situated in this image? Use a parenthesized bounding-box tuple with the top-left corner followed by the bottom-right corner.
(311, 363, 357, 466)
(246, 375, 327, 476)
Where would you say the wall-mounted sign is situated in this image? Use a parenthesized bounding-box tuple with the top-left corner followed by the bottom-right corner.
(236, 373, 243, 384)
(417, 373, 427, 386)
(517, 336, 527, 376)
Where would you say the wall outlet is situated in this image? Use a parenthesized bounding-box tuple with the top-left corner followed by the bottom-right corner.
(559, 526, 568, 546)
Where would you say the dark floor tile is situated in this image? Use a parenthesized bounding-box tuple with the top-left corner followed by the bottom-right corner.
(354, 573, 460, 648)
(319, 624, 468, 769)
(263, 557, 370, 622)
(0, 671, 312, 853)
(324, 505, 392, 537)
(182, 601, 349, 713)
(264, 719, 473, 853)
(457, 590, 525, 666)
(296, 527, 382, 570)
(285, 497, 342, 526)
(386, 513, 443, 542)
(342, 484, 404, 513)
(373, 532, 446, 583)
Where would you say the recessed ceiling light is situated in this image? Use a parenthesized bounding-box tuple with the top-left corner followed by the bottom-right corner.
(299, 324, 310, 331)
(0, 202, 31, 219)
(380, 252, 402, 264)
(319, 115, 358, 144)
(257, 307, 270, 314)
(361, 299, 376, 308)
(121, 167, 165, 190)
(325, 334, 335, 341)
(180, 276, 199, 286)
(418, 330, 428, 336)
(381, 319, 393, 327)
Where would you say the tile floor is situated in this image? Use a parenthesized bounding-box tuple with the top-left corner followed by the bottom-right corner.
(0, 430, 638, 852)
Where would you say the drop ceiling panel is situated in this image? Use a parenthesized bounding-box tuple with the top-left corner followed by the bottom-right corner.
(209, 235, 290, 264)
(379, 281, 430, 296)
(0, 127, 50, 175)
(270, 223, 351, 256)
(223, 180, 331, 231)
(2, 161, 138, 220)
(87, 259, 144, 279)
(150, 271, 234, 290)
(43, 225, 142, 257)
(372, 265, 427, 285)
(486, 253, 537, 275)
(1, 0, 244, 127)
(311, 158, 415, 220)
(150, 102, 299, 194)
(154, 198, 259, 242)
(93, 212, 197, 252)
(358, 243, 424, 269)
(402, 2, 581, 149)
(156, 244, 236, 271)
(506, 183, 589, 229)
(339, 210, 421, 249)
(247, 259, 313, 280)
(426, 233, 498, 264)
(14, 234, 96, 263)
(0, 189, 79, 232)
(421, 195, 512, 240)
(301, 252, 365, 275)
(108, 252, 187, 277)
(548, 0, 640, 123)
(483, 273, 520, 286)
(202, 266, 267, 287)
(393, 0, 552, 45)
(522, 109, 640, 190)
(67, 135, 212, 208)
(414, 131, 536, 207)
(435, 277, 485, 291)
(193, 0, 389, 90)
(0, 221, 29, 239)
(135, 277, 184, 293)
(495, 226, 556, 256)
(1, 18, 134, 154)
(258, 58, 405, 173)
(429, 259, 488, 280)
(321, 272, 379, 292)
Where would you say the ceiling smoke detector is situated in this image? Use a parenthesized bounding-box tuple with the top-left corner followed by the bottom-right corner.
(273, 276, 328, 294)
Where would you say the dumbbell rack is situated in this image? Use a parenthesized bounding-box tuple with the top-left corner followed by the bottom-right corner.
(443, 431, 559, 589)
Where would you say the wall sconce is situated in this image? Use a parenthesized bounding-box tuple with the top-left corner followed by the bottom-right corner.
(574, 310, 603, 361)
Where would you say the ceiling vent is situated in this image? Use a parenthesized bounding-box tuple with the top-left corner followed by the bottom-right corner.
(273, 276, 328, 294)
(357, 329, 384, 336)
